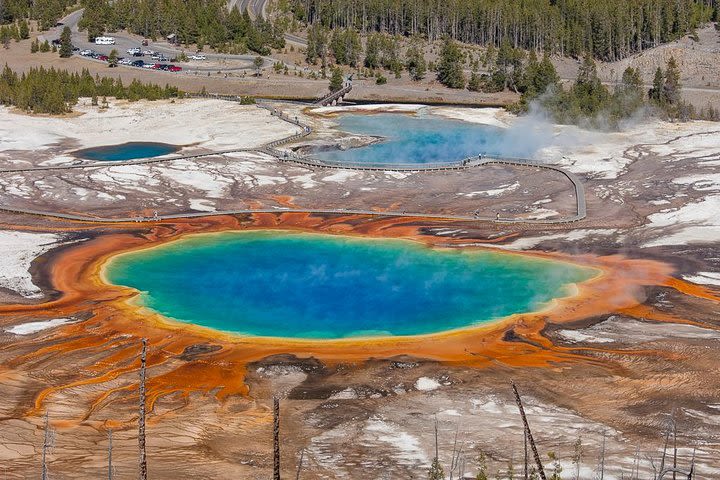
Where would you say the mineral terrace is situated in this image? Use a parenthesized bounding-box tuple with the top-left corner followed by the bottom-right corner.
(0, 98, 718, 479)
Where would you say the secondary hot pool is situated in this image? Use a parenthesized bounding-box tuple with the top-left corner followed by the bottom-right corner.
(312, 112, 531, 166)
(73, 142, 180, 161)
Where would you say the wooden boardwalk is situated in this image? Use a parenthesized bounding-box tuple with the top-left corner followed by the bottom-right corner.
(0, 96, 586, 225)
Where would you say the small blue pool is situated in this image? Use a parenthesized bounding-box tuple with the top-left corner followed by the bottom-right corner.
(74, 142, 180, 161)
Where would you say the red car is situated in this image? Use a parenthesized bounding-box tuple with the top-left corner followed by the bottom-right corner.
(151, 63, 162, 69)
(168, 65, 182, 72)
(97, 55, 109, 61)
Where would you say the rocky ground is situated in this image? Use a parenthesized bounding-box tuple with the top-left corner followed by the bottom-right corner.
(0, 100, 718, 479)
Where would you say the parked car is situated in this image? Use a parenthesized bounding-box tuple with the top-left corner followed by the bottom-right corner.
(131, 60, 145, 67)
(168, 65, 182, 72)
(79, 49, 93, 56)
(55, 22, 64, 27)
(97, 55, 109, 61)
(127, 47, 141, 55)
(132, 51, 143, 57)
(142, 50, 155, 56)
(94, 36, 116, 45)
(190, 54, 206, 60)
(142, 39, 149, 46)
(142, 63, 155, 68)
(72, 47, 80, 53)
(119, 58, 133, 65)
(51, 39, 61, 45)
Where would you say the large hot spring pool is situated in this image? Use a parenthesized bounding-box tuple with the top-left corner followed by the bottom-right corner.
(104, 231, 595, 339)
(73, 142, 180, 161)
(312, 112, 534, 165)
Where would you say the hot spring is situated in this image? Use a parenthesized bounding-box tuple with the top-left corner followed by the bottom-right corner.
(104, 231, 595, 339)
(73, 142, 180, 161)
(312, 112, 533, 166)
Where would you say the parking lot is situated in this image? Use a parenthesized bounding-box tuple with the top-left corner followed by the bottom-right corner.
(78, 44, 186, 72)
(45, 9, 270, 75)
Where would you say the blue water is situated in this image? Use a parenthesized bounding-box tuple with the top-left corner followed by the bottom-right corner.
(74, 142, 179, 161)
(313, 113, 510, 165)
(105, 231, 594, 339)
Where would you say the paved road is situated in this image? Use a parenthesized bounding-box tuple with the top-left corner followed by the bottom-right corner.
(0, 98, 585, 225)
(234, 0, 309, 46)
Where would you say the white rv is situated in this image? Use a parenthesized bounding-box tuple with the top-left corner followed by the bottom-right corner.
(94, 36, 116, 45)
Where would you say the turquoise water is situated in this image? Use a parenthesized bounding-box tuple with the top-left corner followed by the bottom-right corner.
(313, 113, 524, 165)
(74, 142, 179, 161)
(105, 231, 594, 339)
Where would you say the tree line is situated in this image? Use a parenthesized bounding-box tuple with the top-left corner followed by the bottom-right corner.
(0, 0, 75, 31)
(424, 36, 712, 126)
(289, 0, 717, 60)
(0, 65, 181, 114)
(79, 0, 285, 55)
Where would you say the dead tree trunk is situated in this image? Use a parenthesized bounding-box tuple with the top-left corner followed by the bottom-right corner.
(658, 416, 673, 479)
(434, 417, 439, 462)
(599, 432, 606, 480)
(511, 381, 546, 480)
(273, 397, 281, 480)
(108, 429, 114, 480)
(688, 448, 695, 479)
(139, 338, 148, 480)
(295, 449, 304, 480)
(672, 414, 677, 480)
(41, 411, 52, 480)
(524, 429, 529, 480)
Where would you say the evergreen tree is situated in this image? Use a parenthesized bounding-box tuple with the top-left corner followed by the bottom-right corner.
(0, 26, 11, 49)
(329, 67, 343, 92)
(495, 39, 525, 92)
(467, 71, 481, 91)
(476, 451, 489, 480)
(612, 66, 644, 116)
(306, 24, 327, 64)
(253, 56, 264, 76)
(570, 52, 609, 116)
(330, 28, 361, 66)
(364, 33, 381, 69)
(538, 53, 560, 92)
(663, 56, 681, 106)
(405, 45, 426, 81)
(59, 25, 72, 58)
(649, 67, 665, 102)
(437, 37, 465, 89)
(428, 457, 444, 480)
(18, 20, 29, 40)
(547, 452, 563, 480)
(108, 48, 118, 67)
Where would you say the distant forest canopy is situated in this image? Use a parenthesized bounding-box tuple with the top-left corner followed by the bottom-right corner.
(289, 0, 719, 60)
(79, 0, 285, 54)
(0, 65, 181, 114)
(0, 0, 75, 30)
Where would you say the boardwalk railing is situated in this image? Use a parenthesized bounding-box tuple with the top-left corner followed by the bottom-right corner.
(314, 83, 352, 106)
(0, 95, 586, 224)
